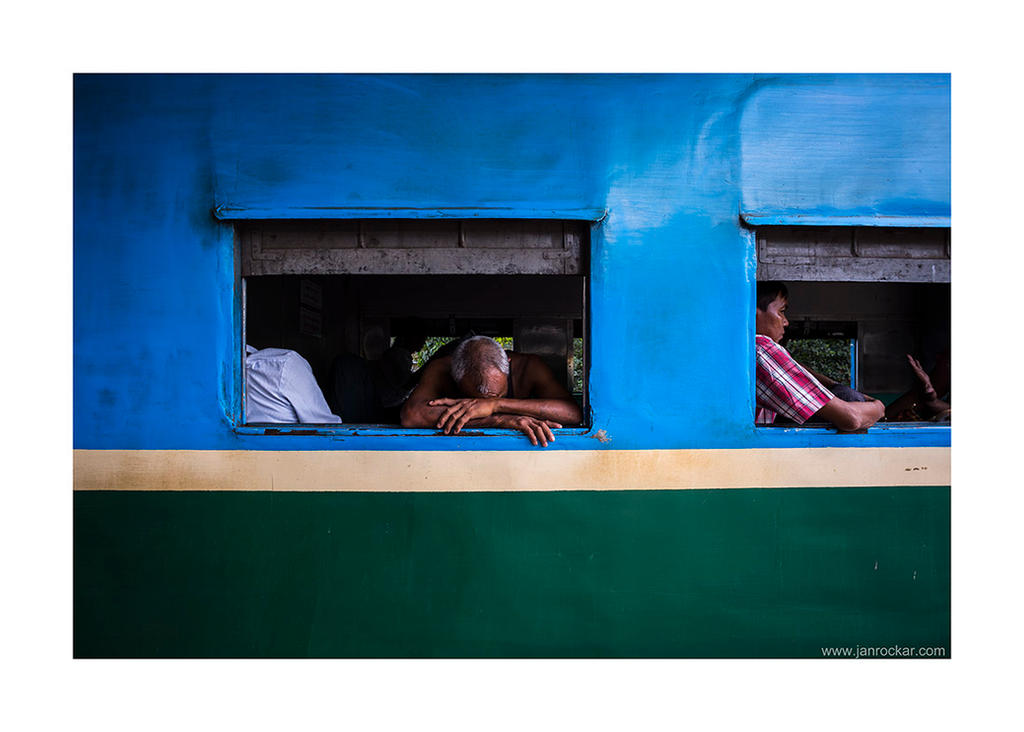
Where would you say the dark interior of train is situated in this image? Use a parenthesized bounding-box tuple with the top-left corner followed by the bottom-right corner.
(775, 280, 951, 424)
(239, 219, 590, 425)
(244, 274, 586, 424)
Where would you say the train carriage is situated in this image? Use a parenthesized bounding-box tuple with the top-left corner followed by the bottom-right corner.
(73, 73, 950, 657)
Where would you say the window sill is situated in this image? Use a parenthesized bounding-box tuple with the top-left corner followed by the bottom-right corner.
(756, 421, 949, 434)
(236, 424, 592, 438)
(752, 421, 950, 448)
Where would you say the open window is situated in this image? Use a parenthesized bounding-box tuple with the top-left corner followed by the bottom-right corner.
(238, 219, 589, 430)
(755, 226, 950, 427)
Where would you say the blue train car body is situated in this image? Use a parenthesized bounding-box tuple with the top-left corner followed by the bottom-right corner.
(74, 74, 950, 657)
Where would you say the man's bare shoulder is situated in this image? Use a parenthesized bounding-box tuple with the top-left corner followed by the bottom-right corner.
(509, 351, 544, 369)
(509, 352, 571, 399)
(507, 351, 538, 383)
(423, 353, 452, 373)
(414, 354, 457, 394)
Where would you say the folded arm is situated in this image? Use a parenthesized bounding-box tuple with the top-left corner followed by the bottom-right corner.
(814, 396, 885, 432)
(400, 354, 581, 446)
(435, 395, 580, 427)
(439, 354, 580, 423)
(399, 357, 460, 428)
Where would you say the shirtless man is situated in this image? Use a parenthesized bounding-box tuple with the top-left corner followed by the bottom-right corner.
(400, 335, 582, 447)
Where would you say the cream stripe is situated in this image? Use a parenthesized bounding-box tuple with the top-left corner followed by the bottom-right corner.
(73, 448, 950, 492)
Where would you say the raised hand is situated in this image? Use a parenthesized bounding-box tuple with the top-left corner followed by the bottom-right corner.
(906, 354, 938, 401)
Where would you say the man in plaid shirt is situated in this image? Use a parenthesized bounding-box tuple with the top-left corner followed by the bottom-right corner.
(756, 282, 884, 431)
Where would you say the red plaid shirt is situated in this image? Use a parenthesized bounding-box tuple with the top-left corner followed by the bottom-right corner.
(755, 335, 834, 424)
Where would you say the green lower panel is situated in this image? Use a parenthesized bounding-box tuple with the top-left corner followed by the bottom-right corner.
(73, 487, 950, 657)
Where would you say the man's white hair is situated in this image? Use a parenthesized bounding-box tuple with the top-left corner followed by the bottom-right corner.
(451, 336, 510, 383)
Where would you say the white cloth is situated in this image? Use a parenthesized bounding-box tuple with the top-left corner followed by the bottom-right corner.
(245, 346, 342, 423)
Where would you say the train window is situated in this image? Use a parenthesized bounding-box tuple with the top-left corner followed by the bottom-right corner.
(755, 226, 950, 429)
(237, 220, 589, 431)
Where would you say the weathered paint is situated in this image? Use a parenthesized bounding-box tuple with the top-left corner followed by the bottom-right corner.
(73, 487, 950, 658)
(740, 75, 950, 226)
(73, 74, 951, 658)
(74, 447, 950, 492)
(74, 74, 951, 452)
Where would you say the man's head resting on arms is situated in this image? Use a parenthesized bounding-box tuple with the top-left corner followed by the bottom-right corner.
(756, 280, 789, 343)
(450, 336, 510, 399)
(399, 332, 582, 446)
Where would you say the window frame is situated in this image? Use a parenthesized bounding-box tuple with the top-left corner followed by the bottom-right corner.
(233, 218, 593, 436)
(751, 224, 951, 434)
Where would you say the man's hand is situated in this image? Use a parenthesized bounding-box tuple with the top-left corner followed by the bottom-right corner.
(428, 400, 562, 446)
(906, 354, 938, 401)
(430, 397, 498, 435)
(495, 414, 562, 447)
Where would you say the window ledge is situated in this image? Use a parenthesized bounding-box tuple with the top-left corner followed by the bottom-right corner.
(235, 425, 592, 438)
(757, 421, 947, 432)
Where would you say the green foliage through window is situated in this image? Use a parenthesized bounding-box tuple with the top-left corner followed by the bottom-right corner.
(409, 335, 582, 393)
(411, 336, 514, 372)
(571, 337, 584, 394)
(785, 338, 853, 387)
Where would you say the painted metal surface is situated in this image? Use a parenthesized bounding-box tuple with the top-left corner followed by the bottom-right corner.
(74, 73, 951, 452)
(72, 74, 952, 659)
(72, 447, 950, 493)
(739, 75, 950, 226)
(74, 487, 950, 657)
